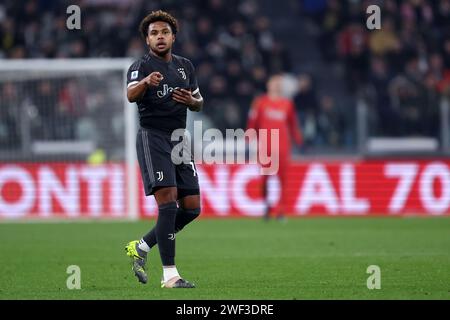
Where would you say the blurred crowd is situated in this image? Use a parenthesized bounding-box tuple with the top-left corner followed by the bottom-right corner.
(303, 0, 450, 137)
(1, 0, 449, 157)
(0, 0, 292, 138)
(0, 74, 125, 157)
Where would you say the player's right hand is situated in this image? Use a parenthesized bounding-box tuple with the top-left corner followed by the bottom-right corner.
(145, 72, 163, 87)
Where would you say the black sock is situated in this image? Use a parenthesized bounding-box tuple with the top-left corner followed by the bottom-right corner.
(142, 228, 157, 249)
(155, 202, 177, 266)
(142, 207, 200, 248)
(175, 207, 200, 232)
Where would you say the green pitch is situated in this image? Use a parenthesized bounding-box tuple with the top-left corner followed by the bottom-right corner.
(0, 217, 449, 300)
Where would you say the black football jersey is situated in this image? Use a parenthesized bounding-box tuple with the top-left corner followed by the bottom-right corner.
(126, 53, 199, 133)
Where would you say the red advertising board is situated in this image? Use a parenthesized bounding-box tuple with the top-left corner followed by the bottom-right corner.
(1, 160, 449, 219)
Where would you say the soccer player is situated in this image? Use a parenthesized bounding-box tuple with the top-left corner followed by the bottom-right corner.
(247, 74, 302, 220)
(125, 10, 203, 289)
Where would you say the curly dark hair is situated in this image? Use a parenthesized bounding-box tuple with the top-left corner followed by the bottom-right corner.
(139, 10, 178, 39)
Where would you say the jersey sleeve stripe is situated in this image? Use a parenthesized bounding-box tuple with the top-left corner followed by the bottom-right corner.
(127, 81, 139, 88)
(131, 60, 141, 70)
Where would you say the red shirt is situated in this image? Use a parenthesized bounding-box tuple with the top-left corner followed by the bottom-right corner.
(247, 95, 302, 151)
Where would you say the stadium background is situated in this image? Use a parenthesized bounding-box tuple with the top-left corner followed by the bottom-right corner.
(0, 0, 449, 300)
(1, 0, 450, 218)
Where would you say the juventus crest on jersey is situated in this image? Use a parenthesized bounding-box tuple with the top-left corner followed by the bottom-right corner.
(127, 53, 200, 133)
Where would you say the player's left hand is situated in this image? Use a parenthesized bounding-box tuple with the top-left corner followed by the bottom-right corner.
(172, 88, 195, 107)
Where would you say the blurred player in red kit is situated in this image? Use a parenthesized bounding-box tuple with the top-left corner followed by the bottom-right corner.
(247, 74, 302, 220)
